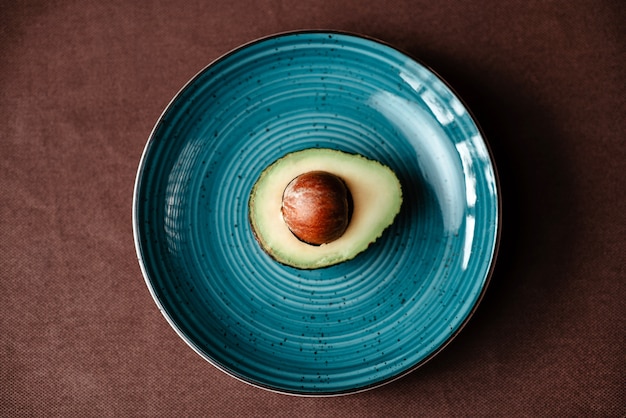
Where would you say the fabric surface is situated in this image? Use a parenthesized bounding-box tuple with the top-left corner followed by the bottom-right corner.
(1, 0, 623, 416)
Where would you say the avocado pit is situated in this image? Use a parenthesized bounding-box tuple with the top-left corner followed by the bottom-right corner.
(281, 171, 351, 245)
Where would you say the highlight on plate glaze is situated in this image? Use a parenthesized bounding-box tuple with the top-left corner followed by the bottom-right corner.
(133, 31, 500, 395)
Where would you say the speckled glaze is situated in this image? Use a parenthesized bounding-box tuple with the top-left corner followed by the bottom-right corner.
(133, 31, 500, 395)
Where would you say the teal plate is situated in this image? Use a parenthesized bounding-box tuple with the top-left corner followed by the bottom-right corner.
(133, 31, 500, 395)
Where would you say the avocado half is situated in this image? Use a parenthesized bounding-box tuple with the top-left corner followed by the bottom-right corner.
(249, 148, 403, 269)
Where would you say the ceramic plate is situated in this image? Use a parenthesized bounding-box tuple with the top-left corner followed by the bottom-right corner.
(133, 31, 500, 395)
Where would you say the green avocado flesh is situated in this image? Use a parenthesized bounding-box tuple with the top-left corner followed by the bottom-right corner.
(249, 148, 403, 269)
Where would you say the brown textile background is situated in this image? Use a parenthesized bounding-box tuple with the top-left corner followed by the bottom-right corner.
(1, 0, 624, 416)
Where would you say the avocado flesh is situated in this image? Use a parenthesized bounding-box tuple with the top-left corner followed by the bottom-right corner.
(249, 148, 403, 269)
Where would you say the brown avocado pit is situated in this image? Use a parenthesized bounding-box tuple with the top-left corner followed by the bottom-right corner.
(281, 171, 351, 246)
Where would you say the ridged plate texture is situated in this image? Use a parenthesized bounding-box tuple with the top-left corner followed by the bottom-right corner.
(133, 31, 500, 395)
